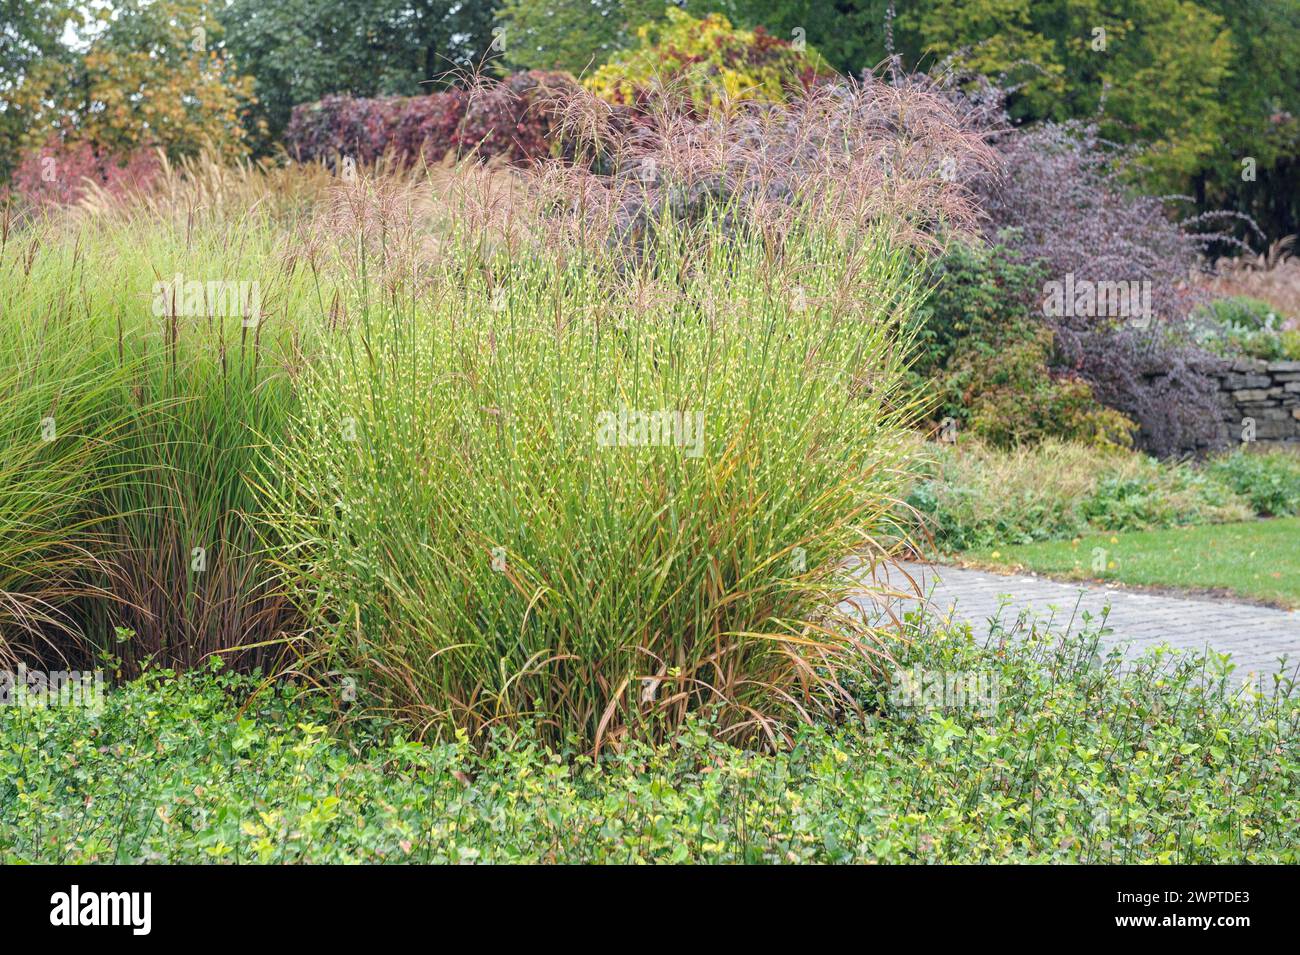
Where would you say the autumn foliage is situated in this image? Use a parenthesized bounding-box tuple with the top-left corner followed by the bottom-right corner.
(9, 2, 255, 163)
(4, 141, 162, 213)
(282, 71, 576, 168)
(583, 9, 828, 111)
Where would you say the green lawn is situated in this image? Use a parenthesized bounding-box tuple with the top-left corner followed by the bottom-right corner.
(961, 517, 1300, 608)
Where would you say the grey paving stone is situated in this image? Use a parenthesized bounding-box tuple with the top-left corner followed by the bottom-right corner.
(858, 561, 1300, 684)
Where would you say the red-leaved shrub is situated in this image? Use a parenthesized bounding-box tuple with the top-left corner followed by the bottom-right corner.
(283, 71, 576, 168)
(5, 141, 162, 213)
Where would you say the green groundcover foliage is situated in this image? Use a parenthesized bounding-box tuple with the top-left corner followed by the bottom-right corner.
(4, 615, 1296, 863)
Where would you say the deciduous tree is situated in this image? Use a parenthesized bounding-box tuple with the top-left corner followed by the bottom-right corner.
(10, 0, 256, 161)
(493, 0, 668, 75)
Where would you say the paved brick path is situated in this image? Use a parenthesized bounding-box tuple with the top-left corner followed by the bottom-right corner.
(864, 561, 1300, 684)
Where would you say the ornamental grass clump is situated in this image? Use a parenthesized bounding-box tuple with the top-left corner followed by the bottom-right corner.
(258, 78, 990, 751)
(0, 289, 127, 666)
(0, 170, 335, 673)
(264, 207, 927, 750)
(2, 76, 986, 742)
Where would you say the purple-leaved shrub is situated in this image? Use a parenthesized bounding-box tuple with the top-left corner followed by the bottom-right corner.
(975, 122, 1231, 455)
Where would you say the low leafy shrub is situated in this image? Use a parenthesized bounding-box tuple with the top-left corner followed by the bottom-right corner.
(907, 439, 1254, 552)
(283, 71, 574, 167)
(4, 617, 1294, 863)
(1202, 295, 1287, 332)
(584, 9, 825, 111)
(909, 239, 1045, 385)
(948, 327, 1136, 450)
(1205, 449, 1300, 517)
(1193, 296, 1300, 360)
(913, 241, 1134, 450)
(3, 140, 161, 214)
(903, 76, 1258, 456)
(1079, 465, 1248, 531)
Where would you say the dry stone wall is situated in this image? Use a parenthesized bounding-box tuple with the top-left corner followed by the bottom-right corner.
(1211, 359, 1300, 446)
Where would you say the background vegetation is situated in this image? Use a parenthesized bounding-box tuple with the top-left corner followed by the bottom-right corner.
(4, 2, 1297, 238)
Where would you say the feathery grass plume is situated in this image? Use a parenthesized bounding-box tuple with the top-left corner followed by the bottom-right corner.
(536, 73, 997, 261)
